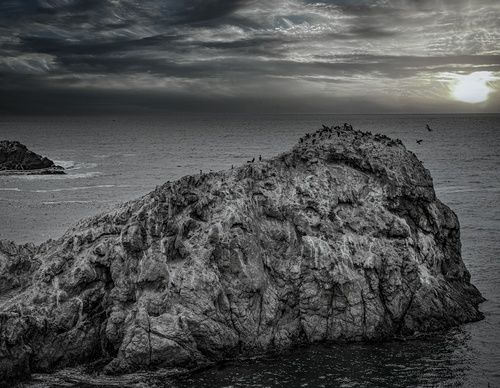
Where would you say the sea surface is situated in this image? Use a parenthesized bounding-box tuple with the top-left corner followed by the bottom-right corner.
(0, 114, 499, 387)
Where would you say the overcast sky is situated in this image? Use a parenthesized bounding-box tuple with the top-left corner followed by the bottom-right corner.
(1, 0, 499, 115)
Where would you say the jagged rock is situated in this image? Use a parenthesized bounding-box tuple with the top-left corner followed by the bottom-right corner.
(0, 128, 484, 385)
(0, 140, 64, 174)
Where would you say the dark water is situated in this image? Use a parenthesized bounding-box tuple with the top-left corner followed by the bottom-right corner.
(174, 333, 477, 388)
(1, 114, 499, 387)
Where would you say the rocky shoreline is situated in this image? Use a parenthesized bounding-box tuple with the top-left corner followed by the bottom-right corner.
(0, 166, 65, 175)
(0, 140, 65, 175)
(0, 126, 484, 385)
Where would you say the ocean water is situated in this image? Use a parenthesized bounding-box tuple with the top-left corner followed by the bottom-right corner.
(0, 114, 499, 387)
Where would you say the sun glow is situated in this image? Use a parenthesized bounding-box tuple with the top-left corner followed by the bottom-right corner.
(451, 72, 494, 103)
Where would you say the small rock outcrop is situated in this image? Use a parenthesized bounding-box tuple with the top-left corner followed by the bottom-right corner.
(0, 140, 64, 174)
(0, 127, 484, 385)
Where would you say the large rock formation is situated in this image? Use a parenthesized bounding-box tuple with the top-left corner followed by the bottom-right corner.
(0, 127, 484, 385)
(0, 140, 64, 174)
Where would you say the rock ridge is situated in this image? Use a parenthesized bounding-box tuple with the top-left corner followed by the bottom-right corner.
(0, 140, 64, 174)
(0, 126, 484, 385)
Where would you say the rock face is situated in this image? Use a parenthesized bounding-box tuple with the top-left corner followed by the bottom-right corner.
(0, 127, 484, 384)
(0, 140, 64, 174)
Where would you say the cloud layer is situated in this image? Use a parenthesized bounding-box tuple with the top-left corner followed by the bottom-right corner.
(1, 0, 499, 114)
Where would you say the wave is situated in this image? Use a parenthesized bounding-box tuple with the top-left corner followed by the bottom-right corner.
(53, 160, 76, 169)
(91, 154, 136, 159)
(32, 184, 129, 193)
(72, 162, 98, 170)
(0, 196, 24, 202)
(10, 171, 102, 180)
(53, 160, 98, 170)
(436, 186, 472, 194)
(436, 185, 499, 194)
(41, 200, 107, 205)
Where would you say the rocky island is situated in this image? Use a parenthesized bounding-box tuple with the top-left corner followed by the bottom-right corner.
(0, 127, 484, 385)
(0, 140, 65, 175)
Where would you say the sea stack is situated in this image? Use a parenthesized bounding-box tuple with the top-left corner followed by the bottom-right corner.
(0, 128, 484, 384)
(0, 140, 64, 174)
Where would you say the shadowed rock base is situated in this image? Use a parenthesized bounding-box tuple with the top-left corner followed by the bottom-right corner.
(0, 127, 484, 386)
(0, 166, 65, 175)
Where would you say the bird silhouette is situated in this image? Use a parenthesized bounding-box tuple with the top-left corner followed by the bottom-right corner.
(425, 124, 432, 132)
(416, 139, 423, 144)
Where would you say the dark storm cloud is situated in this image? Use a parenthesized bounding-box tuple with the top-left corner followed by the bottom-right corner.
(169, 0, 255, 24)
(0, 0, 255, 25)
(1, 0, 499, 114)
(16, 35, 184, 57)
(302, 0, 373, 5)
(0, 69, 399, 116)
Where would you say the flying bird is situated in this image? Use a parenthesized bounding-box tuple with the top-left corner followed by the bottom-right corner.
(425, 124, 432, 132)
(416, 139, 423, 144)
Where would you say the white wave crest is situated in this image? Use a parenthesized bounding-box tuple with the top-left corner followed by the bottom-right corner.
(32, 184, 121, 193)
(11, 171, 102, 180)
(42, 200, 106, 205)
(53, 160, 98, 170)
(53, 160, 76, 169)
(72, 162, 98, 170)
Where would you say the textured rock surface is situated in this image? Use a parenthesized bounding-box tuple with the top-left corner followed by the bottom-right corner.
(0, 140, 64, 174)
(0, 127, 484, 384)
